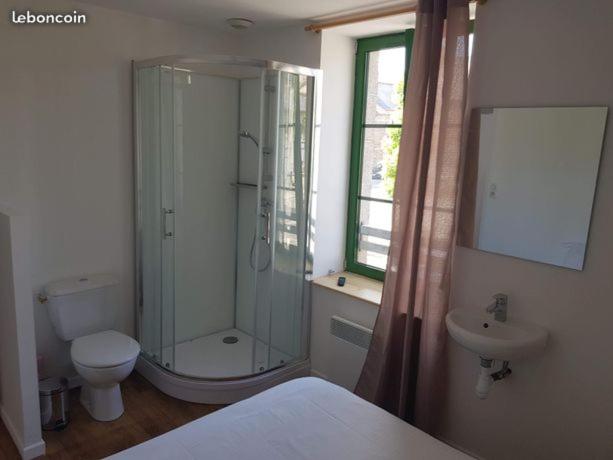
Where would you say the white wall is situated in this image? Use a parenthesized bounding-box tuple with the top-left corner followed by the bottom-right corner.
(311, 31, 355, 277)
(310, 285, 378, 390)
(439, 1, 613, 458)
(0, 209, 44, 459)
(237, 23, 322, 69)
(0, 0, 241, 378)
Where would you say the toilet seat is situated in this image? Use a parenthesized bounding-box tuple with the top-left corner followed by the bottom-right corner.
(71, 330, 140, 368)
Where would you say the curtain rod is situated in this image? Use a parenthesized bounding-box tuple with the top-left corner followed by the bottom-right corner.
(305, 0, 485, 33)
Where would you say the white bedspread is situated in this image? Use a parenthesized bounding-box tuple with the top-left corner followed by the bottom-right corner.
(108, 377, 471, 460)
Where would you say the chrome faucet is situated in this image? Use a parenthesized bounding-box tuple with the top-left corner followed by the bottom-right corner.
(486, 293, 508, 322)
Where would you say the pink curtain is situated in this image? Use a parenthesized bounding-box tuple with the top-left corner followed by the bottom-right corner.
(355, 0, 470, 434)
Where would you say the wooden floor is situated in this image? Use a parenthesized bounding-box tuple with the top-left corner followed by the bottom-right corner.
(0, 372, 223, 460)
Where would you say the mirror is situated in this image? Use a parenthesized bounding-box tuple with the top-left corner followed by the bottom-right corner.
(459, 106, 608, 270)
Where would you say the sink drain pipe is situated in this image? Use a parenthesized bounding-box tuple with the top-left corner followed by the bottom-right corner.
(476, 358, 512, 399)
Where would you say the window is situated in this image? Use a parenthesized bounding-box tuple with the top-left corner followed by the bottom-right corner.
(346, 31, 414, 280)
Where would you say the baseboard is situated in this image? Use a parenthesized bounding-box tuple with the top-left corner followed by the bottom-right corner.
(310, 369, 329, 381)
(66, 374, 83, 389)
(21, 439, 45, 460)
(0, 405, 45, 460)
(0, 406, 23, 455)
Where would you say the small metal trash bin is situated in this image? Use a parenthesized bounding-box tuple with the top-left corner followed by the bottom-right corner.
(39, 377, 69, 431)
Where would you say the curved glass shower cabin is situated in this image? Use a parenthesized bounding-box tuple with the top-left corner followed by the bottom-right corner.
(134, 56, 317, 398)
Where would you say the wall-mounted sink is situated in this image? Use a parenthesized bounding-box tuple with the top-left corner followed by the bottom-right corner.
(446, 308, 548, 361)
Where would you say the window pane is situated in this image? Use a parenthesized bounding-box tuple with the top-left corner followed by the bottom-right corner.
(364, 47, 405, 125)
(360, 127, 400, 200)
(357, 199, 392, 270)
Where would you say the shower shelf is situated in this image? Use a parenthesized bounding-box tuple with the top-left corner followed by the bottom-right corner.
(230, 182, 267, 190)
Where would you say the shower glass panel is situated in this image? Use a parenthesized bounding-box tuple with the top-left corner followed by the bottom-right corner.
(160, 66, 176, 371)
(263, 71, 314, 371)
(137, 66, 162, 363)
(137, 65, 175, 370)
(135, 57, 316, 380)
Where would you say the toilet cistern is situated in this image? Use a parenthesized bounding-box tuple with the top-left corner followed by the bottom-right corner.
(485, 293, 508, 322)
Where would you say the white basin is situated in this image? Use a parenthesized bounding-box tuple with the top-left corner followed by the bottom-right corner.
(446, 308, 547, 361)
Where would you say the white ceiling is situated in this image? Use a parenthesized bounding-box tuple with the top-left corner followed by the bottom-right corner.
(77, 0, 413, 30)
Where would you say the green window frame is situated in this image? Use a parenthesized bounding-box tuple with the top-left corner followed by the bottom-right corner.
(345, 30, 414, 281)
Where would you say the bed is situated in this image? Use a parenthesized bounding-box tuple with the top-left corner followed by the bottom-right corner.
(108, 377, 472, 459)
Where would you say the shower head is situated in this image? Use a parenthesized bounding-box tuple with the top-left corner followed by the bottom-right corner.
(239, 130, 259, 148)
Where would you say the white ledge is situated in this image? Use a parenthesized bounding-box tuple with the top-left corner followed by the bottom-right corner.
(312, 271, 383, 306)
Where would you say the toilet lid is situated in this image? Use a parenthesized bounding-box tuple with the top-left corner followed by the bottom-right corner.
(71, 330, 140, 368)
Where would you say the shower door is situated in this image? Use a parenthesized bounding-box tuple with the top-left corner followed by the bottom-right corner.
(253, 70, 315, 373)
(135, 58, 317, 380)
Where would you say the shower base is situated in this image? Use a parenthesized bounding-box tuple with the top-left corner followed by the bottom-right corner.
(135, 328, 310, 404)
(159, 328, 292, 379)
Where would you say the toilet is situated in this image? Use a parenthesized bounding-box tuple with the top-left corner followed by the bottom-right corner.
(45, 274, 140, 422)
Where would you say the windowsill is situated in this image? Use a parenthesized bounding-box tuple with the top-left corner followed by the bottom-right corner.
(312, 271, 383, 306)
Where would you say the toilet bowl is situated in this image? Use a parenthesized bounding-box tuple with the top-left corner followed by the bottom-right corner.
(45, 274, 141, 422)
(71, 330, 140, 421)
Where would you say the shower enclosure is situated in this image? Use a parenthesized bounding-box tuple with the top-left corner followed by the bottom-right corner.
(133, 56, 318, 402)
